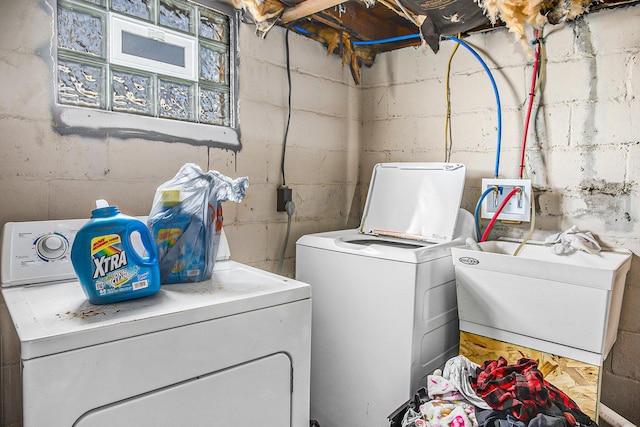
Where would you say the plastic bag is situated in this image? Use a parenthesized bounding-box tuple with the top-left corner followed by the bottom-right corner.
(148, 163, 248, 284)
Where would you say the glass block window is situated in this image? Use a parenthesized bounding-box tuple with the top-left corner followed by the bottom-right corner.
(55, 0, 238, 147)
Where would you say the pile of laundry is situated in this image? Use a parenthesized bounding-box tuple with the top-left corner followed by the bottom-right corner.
(390, 356, 598, 427)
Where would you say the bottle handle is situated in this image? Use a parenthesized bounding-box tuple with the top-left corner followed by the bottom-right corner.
(127, 221, 159, 266)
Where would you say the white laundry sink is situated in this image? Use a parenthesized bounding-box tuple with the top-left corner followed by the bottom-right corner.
(452, 241, 632, 365)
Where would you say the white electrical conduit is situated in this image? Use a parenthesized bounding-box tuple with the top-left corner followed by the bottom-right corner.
(393, 0, 420, 26)
(599, 403, 637, 427)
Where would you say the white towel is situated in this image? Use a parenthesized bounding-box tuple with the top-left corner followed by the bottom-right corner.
(544, 225, 602, 254)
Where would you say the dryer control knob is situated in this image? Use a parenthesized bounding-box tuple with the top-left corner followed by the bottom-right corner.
(36, 234, 69, 261)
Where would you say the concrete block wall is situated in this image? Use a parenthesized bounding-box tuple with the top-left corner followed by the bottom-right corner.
(0, 1, 357, 425)
(360, 5, 640, 423)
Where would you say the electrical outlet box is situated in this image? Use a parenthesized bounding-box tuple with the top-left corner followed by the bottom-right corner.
(277, 185, 292, 212)
(481, 178, 532, 222)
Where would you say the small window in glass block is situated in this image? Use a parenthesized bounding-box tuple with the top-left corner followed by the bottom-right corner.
(159, 0, 194, 33)
(159, 79, 193, 120)
(112, 69, 153, 115)
(111, 0, 152, 21)
(200, 43, 228, 84)
(58, 59, 104, 108)
(57, 4, 105, 57)
(199, 87, 229, 126)
(199, 9, 228, 44)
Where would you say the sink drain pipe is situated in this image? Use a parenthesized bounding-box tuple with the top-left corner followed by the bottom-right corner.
(599, 403, 636, 427)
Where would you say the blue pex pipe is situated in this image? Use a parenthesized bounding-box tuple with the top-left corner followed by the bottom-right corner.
(442, 35, 503, 178)
(291, 29, 503, 178)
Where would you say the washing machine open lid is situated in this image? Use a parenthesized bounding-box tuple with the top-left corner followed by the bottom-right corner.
(359, 163, 466, 243)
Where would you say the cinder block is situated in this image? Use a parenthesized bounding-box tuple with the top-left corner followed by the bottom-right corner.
(236, 182, 277, 223)
(600, 367, 640, 426)
(361, 86, 389, 121)
(619, 281, 640, 332)
(360, 116, 417, 154)
(238, 24, 287, 64)
(479, 29, 529, 69)
(292, 72, 351, 118)
(46, 179, 158, 218)
(387, 81, 447, 117)
(414, 45, 445, 81)
(0, 0, 50, 54)
(293, 182, 346, 220)
(591, 100, 637, 145)
(107, 138, 207, 182)
(543, 148, 587, 189)
(574, 145, 628, 183)
(544, 59, 594, 104)
(0, 178, 50, 225)
(595, 53, 629, 101)
(536, 191, 564, 217)
(534, 103, 572, 150)
(288, 111, 347, 152)
(285, 146, 355, 186)
(611, 331, 640, 379)
(437, 33, 498, 76)
(587, 5, 640, 55)
(224, 222, 268, 264)
(239, 99, 286, 146)
(239, 56, 288, 106)
(363, 49, 420, 87)
(449, 111, 485, 150)
(288, 33, 348, 83)
(630, 53, 640, 100)
(0, 300, 20, 366)
(1, 364, 22, 426)
(544, 24, 578, 62)
(449, 68, 505, 113)
(0, 53, 53, 120)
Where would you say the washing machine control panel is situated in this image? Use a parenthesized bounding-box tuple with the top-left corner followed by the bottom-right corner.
(1, 219, 87, 287)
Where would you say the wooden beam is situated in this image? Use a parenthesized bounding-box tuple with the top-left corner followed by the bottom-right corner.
(280, 0, 348, 24)
(377, 0, 419, 25)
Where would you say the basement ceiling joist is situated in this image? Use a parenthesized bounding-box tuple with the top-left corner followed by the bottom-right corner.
(232, 0, 640, 83)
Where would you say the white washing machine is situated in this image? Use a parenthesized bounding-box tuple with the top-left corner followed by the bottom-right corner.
(296, 163, 475, 427)
(1, 219, 311, 427)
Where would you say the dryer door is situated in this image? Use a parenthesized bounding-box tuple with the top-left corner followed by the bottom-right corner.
(74, 353, 292, 427)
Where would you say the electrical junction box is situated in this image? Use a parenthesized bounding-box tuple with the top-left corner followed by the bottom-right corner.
(481, 178, 532, 222)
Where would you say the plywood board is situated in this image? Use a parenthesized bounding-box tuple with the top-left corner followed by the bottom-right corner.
(460, 331, 600, 419)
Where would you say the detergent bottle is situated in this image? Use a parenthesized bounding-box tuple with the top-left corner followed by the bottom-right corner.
(148, 188, 206, 284)
(71, 200, 161, 304)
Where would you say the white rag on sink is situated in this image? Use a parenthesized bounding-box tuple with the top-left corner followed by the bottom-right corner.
(544, 225, 602, 254)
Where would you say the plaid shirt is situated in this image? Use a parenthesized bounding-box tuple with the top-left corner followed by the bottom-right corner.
(471, 357, 580, 422)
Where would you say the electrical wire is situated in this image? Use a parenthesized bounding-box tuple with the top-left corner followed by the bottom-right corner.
(513, 29, 546, 255)
(474, 186, 495, 240)
(392, 0, 421, 27)
(513, 184, 536, 256)
(519, 28, 542, 179)
(480, 187, 520, 242)
(444, 37, 460, 162)
(353, 33, 420, 45)
(281, 27, 293, 186)
(442, 35, 503, 179)
(276, 201, 296, 274)
(276, 27, 296, 275)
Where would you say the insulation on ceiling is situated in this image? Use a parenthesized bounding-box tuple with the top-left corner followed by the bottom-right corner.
(478, 0, 597, 50)
(403, 0, 491, 52)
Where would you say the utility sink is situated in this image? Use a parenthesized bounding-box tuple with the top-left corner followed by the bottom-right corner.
(452, 241, 632, 365)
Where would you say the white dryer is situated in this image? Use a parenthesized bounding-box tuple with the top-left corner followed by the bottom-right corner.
(1, 219, 311, 427)
(296, 163, 475, 427)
